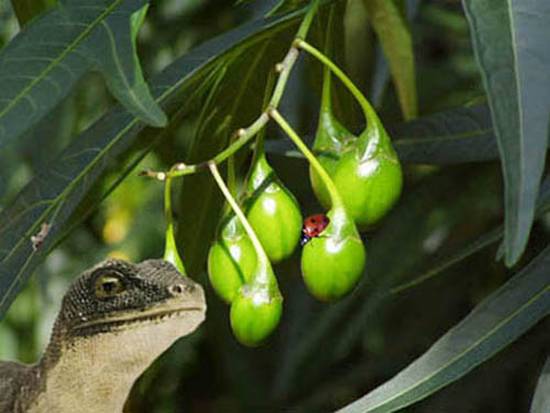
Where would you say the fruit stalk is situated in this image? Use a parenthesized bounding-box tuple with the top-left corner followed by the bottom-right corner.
(208, 162, 270, 278)
(295, 39, 383, 134)
(141, 0, 323, 183)
(269, 109, 344, 212)
(163, 175, 187, 275)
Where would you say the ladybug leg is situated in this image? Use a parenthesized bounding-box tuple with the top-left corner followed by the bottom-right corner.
(300, 233, 311, 246)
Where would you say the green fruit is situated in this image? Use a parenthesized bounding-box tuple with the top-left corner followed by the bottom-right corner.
(311, 127, 402, 228)
(331, 147, 402, 228)
(230, 284, 283, 346)
(246, 153, 303, 263)
(301, 209, 366, 301)
(310, 66, 402, 228)
(207, 216, 257, 304)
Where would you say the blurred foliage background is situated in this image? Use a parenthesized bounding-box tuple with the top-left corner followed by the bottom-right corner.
(0, 0, 548, 412)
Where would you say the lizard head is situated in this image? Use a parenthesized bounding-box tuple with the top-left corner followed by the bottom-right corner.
(45, 258, 206, 366)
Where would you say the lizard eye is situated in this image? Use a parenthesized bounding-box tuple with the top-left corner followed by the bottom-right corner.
(95, 274, 126, 298)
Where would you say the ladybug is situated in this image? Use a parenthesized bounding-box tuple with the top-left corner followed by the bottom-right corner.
(300, 214, 330, 246)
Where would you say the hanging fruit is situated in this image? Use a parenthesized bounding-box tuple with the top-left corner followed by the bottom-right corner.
(246, 142, 303, 263)
(163, 176, 187, 275)
(310, 60, 403, 229)
(207, 214, 257, 304)
(230, 267, 283, 346)
(208, 162, 283, 346)
(301, 207, 366, 301)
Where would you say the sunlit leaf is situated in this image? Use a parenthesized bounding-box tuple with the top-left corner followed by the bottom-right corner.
(363, 0, 417, 119)
(462, 0, 550, 266)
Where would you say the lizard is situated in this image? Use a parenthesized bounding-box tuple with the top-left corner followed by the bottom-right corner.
(0, 258, 206, 413)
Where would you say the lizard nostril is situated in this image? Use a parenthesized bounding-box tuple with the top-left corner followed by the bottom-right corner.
(169, 284, 185, 296)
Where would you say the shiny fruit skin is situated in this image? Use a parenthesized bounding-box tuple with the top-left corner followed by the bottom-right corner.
(207, 218, 257, 304)
(247, 184, 303, 263)
(230, 286, 283, 346)
(246, 154, 303, 263)
(301, 234, 366, 301)
(332, 150, 402, 228)
(309, 111, 352, 210)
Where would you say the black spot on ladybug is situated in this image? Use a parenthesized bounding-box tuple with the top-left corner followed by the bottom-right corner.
(301, 214, 330, 246)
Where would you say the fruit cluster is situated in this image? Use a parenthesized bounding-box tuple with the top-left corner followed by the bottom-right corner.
(156, 37, 403, 346)
(206, 64, 402, 346)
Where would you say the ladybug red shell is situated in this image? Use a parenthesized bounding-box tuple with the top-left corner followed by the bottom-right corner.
(300, 214, 330, 246)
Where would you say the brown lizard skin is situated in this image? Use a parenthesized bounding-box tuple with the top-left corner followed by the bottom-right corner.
(0, 258, 206, 413)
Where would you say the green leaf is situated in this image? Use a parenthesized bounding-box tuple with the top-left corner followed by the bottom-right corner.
(0, 8, 303, 319)
(389, 104, 497, 164)
(337, 245, 550, 413)
(389, 175, 550, 297)
(10, 0, 57, 26)
(389, 227, 502, 296)
(363, 0, 417, 119)
(531, 357, 550, 413)
(369, 0, 421, 108)
(0, 0, 166, 150)
(462, 0, 550, 266)
(265, 104, 499, 165)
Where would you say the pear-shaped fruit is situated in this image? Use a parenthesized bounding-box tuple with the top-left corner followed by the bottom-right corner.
(207, 215, 257, 304)
(301, 208, 366, 301)
(230, 283, 283, 346)
(310, 65, 402, 228)
(331, 136, 402, 227)
(246, 153, 303, 263)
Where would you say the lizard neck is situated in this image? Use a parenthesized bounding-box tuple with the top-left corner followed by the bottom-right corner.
(29, 317, 193, 413)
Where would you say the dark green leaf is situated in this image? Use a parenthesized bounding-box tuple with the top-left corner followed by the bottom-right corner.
(337, 245, 550, 413)
(389, 227, 502, 296)
(0, 9, 303, 319)
(390, 175, 550, 297)
(363, 0, 417, 119)
(531, 357, 550, 413)
(0, 0, 166, 149)
(389, 104, 497, 164)
(462, 0, 550, 266)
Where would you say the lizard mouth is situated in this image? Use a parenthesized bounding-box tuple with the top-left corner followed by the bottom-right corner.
(71, 305, 205, 336)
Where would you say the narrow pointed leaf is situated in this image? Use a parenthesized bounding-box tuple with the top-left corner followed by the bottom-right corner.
(462, 0, 550, 266)
(0, 0, 165, 149)
(363, 0, 417, 119)
(337, 245, 550, 413)
(85, 3, 167, 127)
